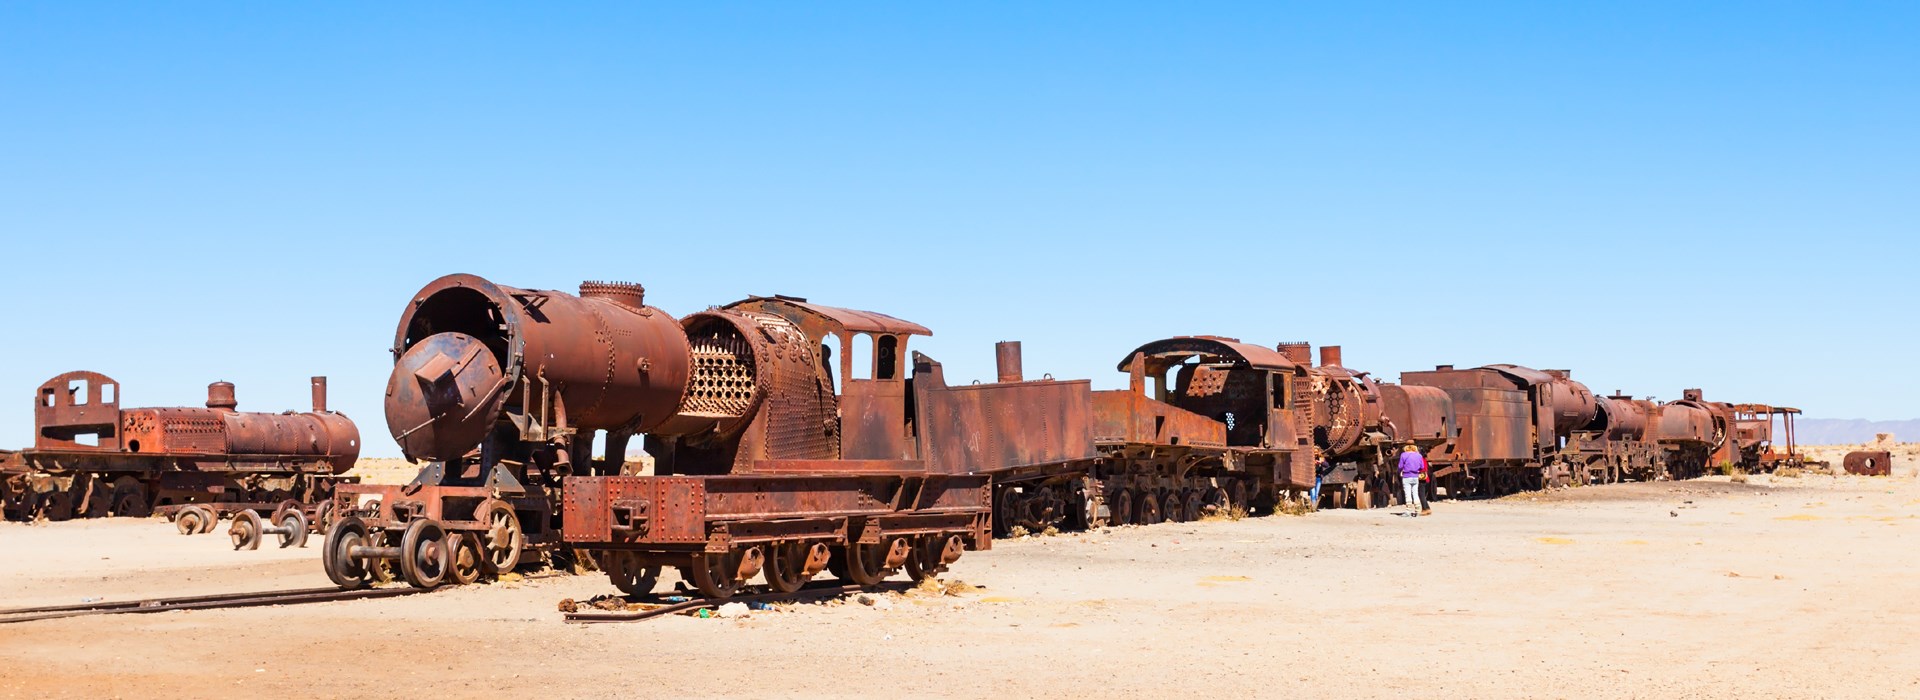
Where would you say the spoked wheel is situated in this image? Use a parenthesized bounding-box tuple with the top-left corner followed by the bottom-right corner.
(275, 509, 310, 548)
(1164, 490, 1187, 523)
(1184, 489, 1206, 521)
(841, 539, 900, 587)
(996, 488, 1025, 535)
(39, 491, 75, 522)
(475, 499, 524, 574)
(108, 479, 150, 518)
(906, 534, 963, 583)
(686, 551, 742, 598)
(398, 518, 450, 589)
(764, 541, 814, 594)
(322, 516, 372, 588)
(1135, 489, 1162, 525)
(1110, 488, 1134, 526)
(229, 510, 263, 550)
(1202, 486, 1230, 515)
(312, 500, 335, 533)
(176, 506, 208, 535)
(447, 534, 483, 586)
(604, 550, 661, 596)
(1226, 480, 1248, 512)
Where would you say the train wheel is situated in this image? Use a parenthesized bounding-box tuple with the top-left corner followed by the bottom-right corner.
(1184, 489, 1206, 520)
(196, 505, 219, 534)
(1110, 488, 1134, 527)
(109, 479, 150, 518)
(322, 516, 372, 589)
(996, 488, 1024, 535)
(840, 541, 893, 587)
(229, 510, 263, 550)
(476, 499, 524, 574)
(176, 507, 206, 535)
(602, 550, 657, 595)
(398, 518, 450, 589)
(765, 541, 812, 594)
(276, 508, 310, 548)
(1163, 490, 1186, 523)
(687, 551, 741, 598)
(1226, 480, 1249, 512)
(40, 491, 75, 522)
(446, 534, 483, 586)
(312, 500, 334, 533)
(1134, 489, 1162, 525)
(906, 534, 961, 583)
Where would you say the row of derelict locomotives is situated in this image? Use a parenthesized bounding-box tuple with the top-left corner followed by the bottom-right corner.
(0, 372, 360, 535)
(313, 273, 1808, 601)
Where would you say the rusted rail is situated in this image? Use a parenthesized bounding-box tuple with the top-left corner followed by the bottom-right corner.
(563, 581, 900, 624)
(0, 585, 425, 624)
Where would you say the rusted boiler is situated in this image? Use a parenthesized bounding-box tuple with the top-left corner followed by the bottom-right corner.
(0, 372, 358, 521)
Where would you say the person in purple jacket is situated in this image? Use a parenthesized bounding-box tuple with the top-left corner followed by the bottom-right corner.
(1398, 443, 1429, 517)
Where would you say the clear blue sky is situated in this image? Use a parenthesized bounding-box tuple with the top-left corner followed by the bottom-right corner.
(2, 3, 1913, 457)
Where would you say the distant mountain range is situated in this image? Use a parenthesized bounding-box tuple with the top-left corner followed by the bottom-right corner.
(1790, 419, 1919, 445)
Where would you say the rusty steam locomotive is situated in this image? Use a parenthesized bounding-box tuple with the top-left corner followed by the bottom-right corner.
(319, 273, 1803, 599)
(0, 372, 360, 523)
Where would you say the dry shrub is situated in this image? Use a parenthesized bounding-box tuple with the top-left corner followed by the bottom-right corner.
(1007, 525, 1030, 538)
(1776, 467, 1805, 478)
(1274, 498, 1312, 517)
(1201, 505, 1249, 522)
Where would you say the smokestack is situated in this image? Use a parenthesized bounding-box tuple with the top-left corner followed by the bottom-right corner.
(995, 341, 1023, 383)
(312, 376, 328, 413)
(1276, 342, 1311, 364)
(1435, 364, 1454, 371)
(1683, 388, 1703, 402)
(207, 382, 238, 411)
(1319, 345, 1343, 367)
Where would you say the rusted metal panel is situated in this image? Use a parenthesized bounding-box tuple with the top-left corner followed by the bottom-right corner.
(912, 355, 1096, 475)
(1844, 451, 1893, 476)
(1654, 403, 1714, 445)
(1445, 388, 1531, 461)
(1089, 390, 1226, 448)
(31, 371, 122, 451)
(840, 380, 911, 460)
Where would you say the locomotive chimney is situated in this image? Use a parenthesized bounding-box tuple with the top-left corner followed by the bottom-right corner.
(1320, 345, 1343, 367)
(1277, 342, 1311, 365)
(1683, 388, 1703, 402)
(1436, 364, 1454, 371)
(995, 341, 1024, 383)
(207, 381, 238, 411)
(578, 280, 647, 311)
(311, 376, 328, 413)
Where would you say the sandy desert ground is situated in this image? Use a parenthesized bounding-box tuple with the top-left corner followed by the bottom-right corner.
(2, 469, 1917, 699)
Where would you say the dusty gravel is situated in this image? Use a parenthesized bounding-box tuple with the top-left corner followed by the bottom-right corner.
(2, 472, 1917, 699)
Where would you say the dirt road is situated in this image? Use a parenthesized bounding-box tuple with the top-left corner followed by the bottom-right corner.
(2, 473, 1916, 699)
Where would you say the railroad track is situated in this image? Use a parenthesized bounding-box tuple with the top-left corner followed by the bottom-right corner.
(0, 585, 426, 624)
(564, 581, 907, 624)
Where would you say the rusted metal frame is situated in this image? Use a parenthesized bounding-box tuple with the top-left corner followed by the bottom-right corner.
(336, 482, 551, 538)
